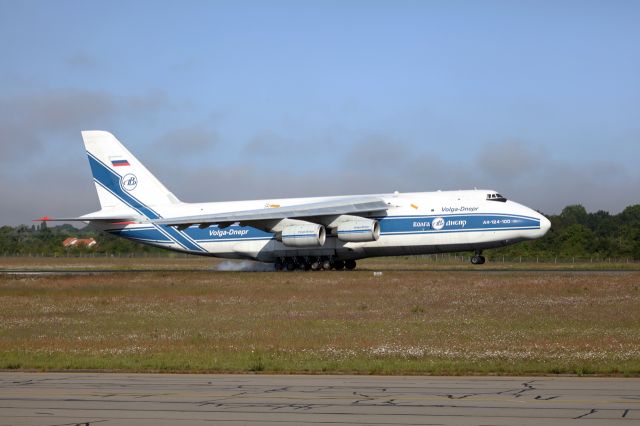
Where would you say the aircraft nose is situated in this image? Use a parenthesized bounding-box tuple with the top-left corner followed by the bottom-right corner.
(539, 214, 551, 235)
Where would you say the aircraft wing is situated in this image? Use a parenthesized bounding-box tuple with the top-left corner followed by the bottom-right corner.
(152, 196, 389, 228)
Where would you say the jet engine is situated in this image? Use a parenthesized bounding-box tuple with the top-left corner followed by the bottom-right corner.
(281, 224, 326, 247)
(337, 219, 380, 242)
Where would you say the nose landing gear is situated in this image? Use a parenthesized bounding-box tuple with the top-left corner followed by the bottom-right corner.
(470, 251, 486, 265)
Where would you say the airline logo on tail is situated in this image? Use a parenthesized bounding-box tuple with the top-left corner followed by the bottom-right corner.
(121, 174, 138, 191)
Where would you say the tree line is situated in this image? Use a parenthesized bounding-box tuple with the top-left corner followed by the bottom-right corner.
(491, 204, 640, 260)
(0, 223, 166, 256)
(1, 204, 639, 259)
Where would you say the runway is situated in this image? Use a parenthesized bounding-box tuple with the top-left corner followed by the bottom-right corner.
(1, 268, 636, 276)
(1, 373, 638, 425)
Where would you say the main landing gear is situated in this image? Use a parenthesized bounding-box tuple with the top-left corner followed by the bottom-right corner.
(470, 250, 486, 265)
(274, 256, 357, 271)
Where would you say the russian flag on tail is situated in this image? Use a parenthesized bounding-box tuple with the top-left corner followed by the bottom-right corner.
(111, 157, 130, 167)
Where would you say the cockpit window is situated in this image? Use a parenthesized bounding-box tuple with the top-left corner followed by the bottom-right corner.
(487, 193, 507, 202)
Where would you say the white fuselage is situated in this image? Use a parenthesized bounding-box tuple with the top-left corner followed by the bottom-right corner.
(96, 189, 550, 262)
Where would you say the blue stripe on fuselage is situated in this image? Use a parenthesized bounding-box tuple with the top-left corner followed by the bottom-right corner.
(113, 213, 540, 246)
(378, 214, 540, 235)
(109, 227, 172, 243)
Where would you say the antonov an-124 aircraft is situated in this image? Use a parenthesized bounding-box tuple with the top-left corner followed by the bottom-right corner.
(41, 131, 551, 270)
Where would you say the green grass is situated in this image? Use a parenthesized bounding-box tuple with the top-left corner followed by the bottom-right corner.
(2, 350, 639, 376)
(1, 261, 640, 375)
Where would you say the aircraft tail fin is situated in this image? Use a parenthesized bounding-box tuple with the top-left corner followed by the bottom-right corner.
(82, 131, 180, 218)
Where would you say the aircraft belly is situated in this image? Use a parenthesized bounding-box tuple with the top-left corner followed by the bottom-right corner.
(197, 237, 338, 262)
(341, 229, 526, 259)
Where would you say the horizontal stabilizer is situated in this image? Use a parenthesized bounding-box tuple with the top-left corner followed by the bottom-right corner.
(35, 215, 141, 224)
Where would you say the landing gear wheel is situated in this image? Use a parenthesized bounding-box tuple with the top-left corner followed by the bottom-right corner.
(344, 259, 357, 270)
(333, 260, 345, 270)
(285, 259, 296, 271)
(470, 250, 486, 265)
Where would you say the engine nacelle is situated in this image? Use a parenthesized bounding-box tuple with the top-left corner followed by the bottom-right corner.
(337, 219, 380, 242)
(281, 224, 326, 247)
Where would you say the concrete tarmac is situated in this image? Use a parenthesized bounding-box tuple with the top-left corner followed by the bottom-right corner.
(0, 373, 639, 425)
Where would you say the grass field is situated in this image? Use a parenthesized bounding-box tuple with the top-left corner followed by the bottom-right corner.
(1, 257, 639, 375)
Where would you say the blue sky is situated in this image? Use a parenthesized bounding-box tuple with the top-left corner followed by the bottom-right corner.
(1, 1, 639, 225)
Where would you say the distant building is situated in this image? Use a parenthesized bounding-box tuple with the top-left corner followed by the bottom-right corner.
(62, 237, 97, 248)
